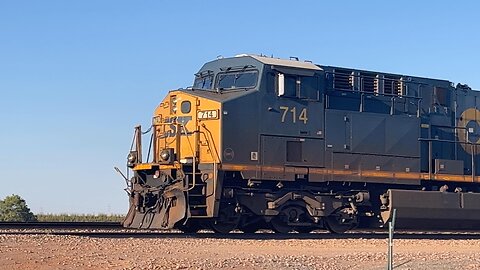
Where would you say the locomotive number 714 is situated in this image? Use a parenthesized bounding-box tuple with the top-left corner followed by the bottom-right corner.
(279, 106, 308, 124)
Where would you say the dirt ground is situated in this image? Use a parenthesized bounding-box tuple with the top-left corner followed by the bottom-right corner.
(2, 232, 480, 270)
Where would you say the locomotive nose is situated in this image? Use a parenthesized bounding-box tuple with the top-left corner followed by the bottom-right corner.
(152, 91, 222, 165)
(152, 92, 198, 164)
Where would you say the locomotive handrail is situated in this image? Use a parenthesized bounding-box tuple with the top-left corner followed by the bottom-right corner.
(180, 124, 198, 192)
(326, 87, 422, 99)
(326, 70, 429, 96)
(418, 137, 480, 145)
(326, 85, 422, 116)
(201, 123, 221, 163)
(199, 131, 219, 162)
(146, 131, 153, 163)
(134, 125, 142, 163)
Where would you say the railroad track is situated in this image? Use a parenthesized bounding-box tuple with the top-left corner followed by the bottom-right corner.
(0, 221, 122, 230)
(3, 222, 480, 240)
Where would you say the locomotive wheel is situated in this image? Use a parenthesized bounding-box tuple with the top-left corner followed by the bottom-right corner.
(270, 215, 292, 233)
(239, 211, 266, 233)
(177, 220, 201, 233)
(295, 227, 314, 233)
(270, 206, 308, 234)
(209, 205, 240, 234)
(241, 222, 261, 233)
(240, 217, 266, 233)
(324, 208, 358, 234)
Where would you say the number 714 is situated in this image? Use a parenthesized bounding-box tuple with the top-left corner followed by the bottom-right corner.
(279, 106, 308, 124)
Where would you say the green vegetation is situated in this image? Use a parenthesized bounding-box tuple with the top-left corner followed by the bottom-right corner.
(0, 194, 37, 222)
(36, 213, 125, 222)
(0, 194, 124, 222)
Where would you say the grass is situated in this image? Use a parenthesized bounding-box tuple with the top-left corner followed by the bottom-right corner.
(36, 214, 125, 222)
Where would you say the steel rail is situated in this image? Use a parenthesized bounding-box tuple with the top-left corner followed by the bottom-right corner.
(0, 221, 122, 230)
(3, 228, 480, 240)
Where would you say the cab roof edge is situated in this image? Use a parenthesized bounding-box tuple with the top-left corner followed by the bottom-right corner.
(233, 54, 322, 71)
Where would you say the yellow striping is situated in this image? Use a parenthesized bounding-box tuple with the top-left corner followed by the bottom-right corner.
(158, 164, 181, 170)
(132, 162, 480, 183)
(133, 163, 154, 170)
(261, 166, 284, 173)
(220, 164, 255, 171)
(366, 171, 394, 178)
(133, 163, 182, 171)
(431, 174, 471, 182)
(394, 172, 421, 180)
(221, 164, 480, 183)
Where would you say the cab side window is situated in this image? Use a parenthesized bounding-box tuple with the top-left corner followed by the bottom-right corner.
(299, 76, 318, 100)
(284, 75, 297, 97)
(277, 72, 319, 100)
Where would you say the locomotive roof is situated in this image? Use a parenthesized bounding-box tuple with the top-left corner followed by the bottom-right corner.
(232, 55, 451, 83)
(244, 54, 322, 71)
(200, 54, 454, 88)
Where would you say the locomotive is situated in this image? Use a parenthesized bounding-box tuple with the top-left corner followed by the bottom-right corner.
(122, 54, 480, 233)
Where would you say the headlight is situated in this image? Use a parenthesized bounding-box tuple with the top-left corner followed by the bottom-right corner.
(127, 152, 136, 163)
(160, 150, 170, 161)
(170, 95, 177, 114)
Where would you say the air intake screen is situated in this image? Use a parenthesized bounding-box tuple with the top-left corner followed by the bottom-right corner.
(333, 69, 353, 90)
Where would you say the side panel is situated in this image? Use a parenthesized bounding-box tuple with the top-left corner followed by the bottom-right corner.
(385, 115, 420, 157)
(260, 135, 324, 180)
(325, 110, 421, 184)
(350, 113, 386, 154)
(221, 92, 261, 169)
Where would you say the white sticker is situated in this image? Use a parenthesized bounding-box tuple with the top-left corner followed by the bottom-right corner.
(198, 110, 218, 120)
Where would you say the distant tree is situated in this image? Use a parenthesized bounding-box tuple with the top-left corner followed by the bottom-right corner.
(0, 194, 37, 222)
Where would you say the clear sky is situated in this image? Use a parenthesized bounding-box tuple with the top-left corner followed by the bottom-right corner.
(1, 1, 479, 214)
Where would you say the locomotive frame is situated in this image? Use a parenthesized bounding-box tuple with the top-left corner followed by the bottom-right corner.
(122, 54, 480, 233)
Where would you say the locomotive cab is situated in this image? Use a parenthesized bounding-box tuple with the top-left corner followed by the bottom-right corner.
(122, 54, 335, 231)
(122, 55, 265, 229)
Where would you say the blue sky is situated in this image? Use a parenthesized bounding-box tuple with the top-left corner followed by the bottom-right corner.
(1, 1, 479, 214)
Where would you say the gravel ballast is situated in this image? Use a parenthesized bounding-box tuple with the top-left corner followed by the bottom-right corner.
(1, 233, 480, 269)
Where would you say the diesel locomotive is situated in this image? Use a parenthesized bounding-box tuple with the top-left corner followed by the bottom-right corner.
(122, 54, 480, 233)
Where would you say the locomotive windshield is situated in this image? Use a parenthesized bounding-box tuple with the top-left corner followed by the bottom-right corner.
(193, 72, 214, 90)
(216, 70, 258, 90)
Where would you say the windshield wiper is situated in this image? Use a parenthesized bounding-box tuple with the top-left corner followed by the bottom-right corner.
(190, 87, 218, 93)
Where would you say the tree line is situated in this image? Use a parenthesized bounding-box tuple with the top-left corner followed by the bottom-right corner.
(0, 194, 124, 222)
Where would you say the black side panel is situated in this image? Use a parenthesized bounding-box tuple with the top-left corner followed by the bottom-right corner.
(261, 135, 324, 180)
(325, 110, 420, 183)
(384, 115, 420, 157)
(326, 110, 420, 157)
(350, 113, 386, 154)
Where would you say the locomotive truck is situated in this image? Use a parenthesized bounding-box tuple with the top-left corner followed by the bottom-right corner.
(122, 54, 480, 233)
